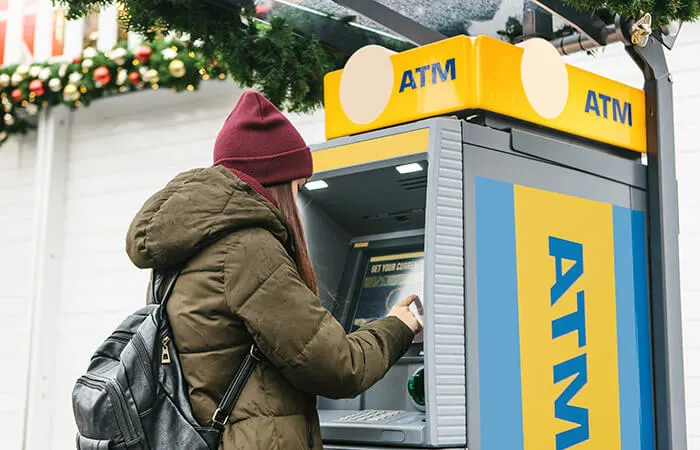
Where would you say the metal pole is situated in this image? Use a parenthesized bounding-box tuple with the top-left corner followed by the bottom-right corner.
(625, 36, 688, 450)
(532, 0, 609, 44)
(522, 1, 553, 39)
(551, 24, 621, 55)
(329, 0, 445, 45)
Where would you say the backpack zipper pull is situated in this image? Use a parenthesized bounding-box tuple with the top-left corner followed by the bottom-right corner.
(161, 336, 171, 365)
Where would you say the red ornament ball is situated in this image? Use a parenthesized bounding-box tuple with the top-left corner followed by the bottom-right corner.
(72, 56, 81, 64)
(128, 72, 141, 85)
(255, 3, 271, 17)
(135, 45, 153, 63)
(93, 66, 111, 85)
(11, 88, 23, 102)
(29, 79, 45, 96)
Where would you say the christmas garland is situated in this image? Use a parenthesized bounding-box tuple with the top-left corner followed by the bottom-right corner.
(0, 37, 228, 144)
(58, 0, 343, 113)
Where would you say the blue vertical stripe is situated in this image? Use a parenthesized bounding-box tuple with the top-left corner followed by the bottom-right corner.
(475, 177, 524, 450)
(613, 206, 655, 450)
(632, 210, 655, 448)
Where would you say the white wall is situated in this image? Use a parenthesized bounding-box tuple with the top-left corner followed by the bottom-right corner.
(565, 22, 700, 449)
(0, 136, 37, 450)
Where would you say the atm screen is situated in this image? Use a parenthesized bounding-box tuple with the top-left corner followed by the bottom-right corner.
(351, 251, 425, 342)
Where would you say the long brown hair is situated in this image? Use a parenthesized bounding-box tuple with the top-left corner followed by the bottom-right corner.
(267, 183, 318, 295)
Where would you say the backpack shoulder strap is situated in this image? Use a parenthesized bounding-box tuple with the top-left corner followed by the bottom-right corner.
(149, 267, 181, 306)
(150, 267, 261, 432)
(210, 345, 262, 431)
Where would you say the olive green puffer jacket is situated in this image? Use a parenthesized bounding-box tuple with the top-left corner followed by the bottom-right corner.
(125, 166, 414, 449)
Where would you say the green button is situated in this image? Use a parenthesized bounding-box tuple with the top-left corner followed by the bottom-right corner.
(407, 367, 425, 407)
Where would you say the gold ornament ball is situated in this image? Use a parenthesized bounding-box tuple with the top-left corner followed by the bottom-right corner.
(63, 84, 80, 102)
(146, 69, 159, 84)
(168, 60, 186, 78)
(0, 74, 9, 88)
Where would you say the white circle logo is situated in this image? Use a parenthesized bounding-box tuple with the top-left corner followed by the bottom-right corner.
(520, 38, 569, 119)
(339, 45, 396, 124)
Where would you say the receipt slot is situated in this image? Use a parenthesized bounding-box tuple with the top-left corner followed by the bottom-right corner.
(299, 33, 670, 450)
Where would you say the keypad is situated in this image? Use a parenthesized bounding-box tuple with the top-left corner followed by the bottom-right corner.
(336, 410, 403, 423)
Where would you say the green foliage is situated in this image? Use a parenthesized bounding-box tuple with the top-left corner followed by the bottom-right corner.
(56, 0, 340, 112)
(562, 0, 700, 25)
(0, 37, 227, 144)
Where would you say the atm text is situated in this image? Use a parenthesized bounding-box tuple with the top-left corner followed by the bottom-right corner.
(584, 90, 632, 126)
(399, 58, 456, 93)
(549, 236, 590, 450)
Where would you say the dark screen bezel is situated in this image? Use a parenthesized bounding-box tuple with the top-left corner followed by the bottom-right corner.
(334, 234, 425, 332)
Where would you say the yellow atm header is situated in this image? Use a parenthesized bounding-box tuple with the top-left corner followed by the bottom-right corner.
(324, 35, 646, 153)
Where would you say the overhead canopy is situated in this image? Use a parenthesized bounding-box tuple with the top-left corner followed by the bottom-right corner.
(256, 0, 575, 53)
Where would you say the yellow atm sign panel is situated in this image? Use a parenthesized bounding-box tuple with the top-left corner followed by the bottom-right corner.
(475, 178, 655, 450)
(324, 35, 646, 153)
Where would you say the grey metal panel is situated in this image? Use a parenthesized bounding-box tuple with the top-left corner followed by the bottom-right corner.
(363, 360, 425, 411)
(510, 129, 647, 189)
(318, 396, 361, 412)
(461, 121, 512, 152)
(423, 118, 467, 446)
(299, 191, 351, 313)
(466, 144, 632, 207)
(461, 121, 647, 189)
(631, 187, 647, 211)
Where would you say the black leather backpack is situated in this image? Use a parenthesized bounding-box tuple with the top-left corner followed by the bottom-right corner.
(72, 268, 260, 449)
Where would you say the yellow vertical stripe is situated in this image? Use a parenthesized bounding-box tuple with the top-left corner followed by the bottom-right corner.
(514, 185, 622, 449)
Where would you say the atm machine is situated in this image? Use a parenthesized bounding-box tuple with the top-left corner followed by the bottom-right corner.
(298, 28, 686, 450)
(302, 116, 465, 448)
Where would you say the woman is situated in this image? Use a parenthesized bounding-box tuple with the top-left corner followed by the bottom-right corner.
(125, 91, 422, 449)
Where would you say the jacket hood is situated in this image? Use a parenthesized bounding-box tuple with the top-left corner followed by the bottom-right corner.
(126, 166, 289, 269)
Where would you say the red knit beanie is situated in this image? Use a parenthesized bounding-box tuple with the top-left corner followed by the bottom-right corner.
(213, 91, 313, 186)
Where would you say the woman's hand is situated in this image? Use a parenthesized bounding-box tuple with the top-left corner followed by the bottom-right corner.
(387, 295, 423, 334)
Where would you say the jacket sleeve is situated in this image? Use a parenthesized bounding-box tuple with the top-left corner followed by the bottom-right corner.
(224, 231, 415, 399)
